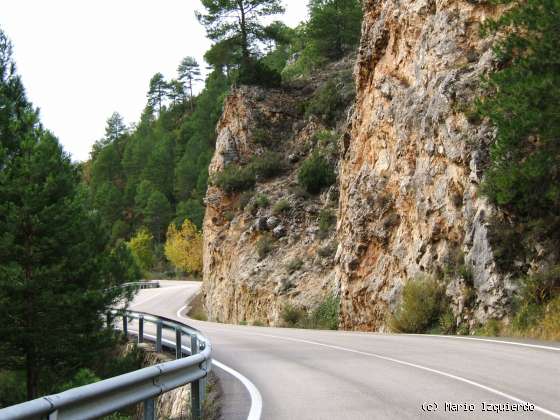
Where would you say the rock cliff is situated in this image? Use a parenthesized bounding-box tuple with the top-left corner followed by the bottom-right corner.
(203, 0, 513, 331)
(337, 0, 510, 330)
(202, 59, 354, 325)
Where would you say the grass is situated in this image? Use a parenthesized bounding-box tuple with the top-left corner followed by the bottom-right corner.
(187, 292, 208, 321)
(272, 199, 291, 215)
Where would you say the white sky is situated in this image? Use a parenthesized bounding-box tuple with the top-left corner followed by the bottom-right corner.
(0, 0, 308, 161)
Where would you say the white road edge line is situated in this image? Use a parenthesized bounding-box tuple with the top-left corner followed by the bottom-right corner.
(238, 331, 560, 420)
(407, 333, 560, 352)
(148, 306, 264, 420)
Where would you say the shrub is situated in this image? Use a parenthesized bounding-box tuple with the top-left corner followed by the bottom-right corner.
(390, 276, 446, 333)
(476, 319, 503, 337)
(256, 234, 274, 260)
(273, 199, 291, 215)
(213, 164, 255, 194)
(298, 153, 336, 194)
(314, 130, 338, 157)
(237, 191, 254, 211)
(510, 266, 560, 339)
(253, 128, 271, 146)
(305, 80, 346, 126)
(438, 308, 456, 335)
(286, 257, 304, 274)
(254, 193, 270, 208)
(318, 208, 336, 232)
(309, 295, 340, 330)
(237, 60, 281, 88)
(281, 304, 306, 327)
(249, 152, 284, 180)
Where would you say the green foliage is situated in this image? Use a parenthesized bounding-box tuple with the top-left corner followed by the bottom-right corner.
(213, 164, 256, 194)
(285, 257, 304, 274)
(478, 0, 560, 248)
(273, 198, 291, 215)
(254, 193, 270, 208)
(59, 369, 100, 392)
(252, 128, 273, 146)
(305, 80, 347, 126)
(249, 152, 284, 180)
(281, 295, 340, 330)
(0, 31, 133, 399)
(237, 59, 282, 87)
(281, 1, 362, 79)
(0, 370, 26, 408)
(318, 208, 336, 233)
(281, 304, 306, 327)
(307, 0, 363, 60)
(390, 276, 447, 333)
(197, 0, 284, 86)
(237, 191, 254, 211)
(310, 295, 340, 330)
(176, 198, 205, 229)
(510, 266, 560, 339)
(256, 234, 274, 259)
(298, 153, 336, 194)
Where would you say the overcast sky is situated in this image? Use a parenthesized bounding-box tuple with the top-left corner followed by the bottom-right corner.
(0, 0, 308, 161)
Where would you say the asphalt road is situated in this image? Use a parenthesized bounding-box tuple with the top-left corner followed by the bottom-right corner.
(128, 281, 560, 420)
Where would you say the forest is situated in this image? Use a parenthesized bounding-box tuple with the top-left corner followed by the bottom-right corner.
(83, 0, 363, 277)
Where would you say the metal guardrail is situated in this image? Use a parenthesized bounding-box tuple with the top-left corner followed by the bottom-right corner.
(0, 309, 211, 420)
(120, 280, 161, 289)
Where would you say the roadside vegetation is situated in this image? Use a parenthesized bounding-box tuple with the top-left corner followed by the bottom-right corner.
(281, 295, 340, 330)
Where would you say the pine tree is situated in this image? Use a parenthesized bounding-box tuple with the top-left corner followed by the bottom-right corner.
(147, 72, 169, 112)
(478, 0, 560, 240)
(196, 0, 284, 66)
(0, 28, 134, 400)
(307, 0, 363, 60)
(177, 56, 202, 106)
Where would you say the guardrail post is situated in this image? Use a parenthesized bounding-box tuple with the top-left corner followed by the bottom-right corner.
(122, 315, 128, 336)
(190, 335, 202, 420)
(138, 316, 144, 343)
(156, 321, 163, 352)
(175, 328, 182, 359)
(143, 397, 155, 420)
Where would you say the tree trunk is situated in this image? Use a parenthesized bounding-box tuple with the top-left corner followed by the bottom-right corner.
(26, 352, 38, 400)
(237, 0, 250, 65)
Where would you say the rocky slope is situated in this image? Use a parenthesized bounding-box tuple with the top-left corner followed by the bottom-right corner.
(203, 0, 513, 331)
(337, 0, 509, 330)
(202, 59, 354, 325)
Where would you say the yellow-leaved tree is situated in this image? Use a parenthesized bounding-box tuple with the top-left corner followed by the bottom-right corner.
(164, 219, 203, 275)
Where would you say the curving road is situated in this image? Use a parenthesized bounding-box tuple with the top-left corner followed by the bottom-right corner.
(128, 281, 560, 420)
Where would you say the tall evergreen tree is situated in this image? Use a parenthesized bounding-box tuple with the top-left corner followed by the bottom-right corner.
(177, 56, 202, 106)
(307, 0, 363, 60)
(478, 0, 560, 243)
(147, 72, 169, 112)
(0, 28, 134, 400)
(196, 0, 285, 66)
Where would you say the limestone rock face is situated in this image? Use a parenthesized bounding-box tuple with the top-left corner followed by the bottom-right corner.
(337, 0, 512, 330)
(202, 84, 344, 325)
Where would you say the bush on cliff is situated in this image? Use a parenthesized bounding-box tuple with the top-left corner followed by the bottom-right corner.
(298, 153, 336, 194)
(212, 164, 256, 193)
(390, 276, 447, 333)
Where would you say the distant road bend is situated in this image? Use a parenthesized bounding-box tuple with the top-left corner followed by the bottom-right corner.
(129, 281, 560, 420)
